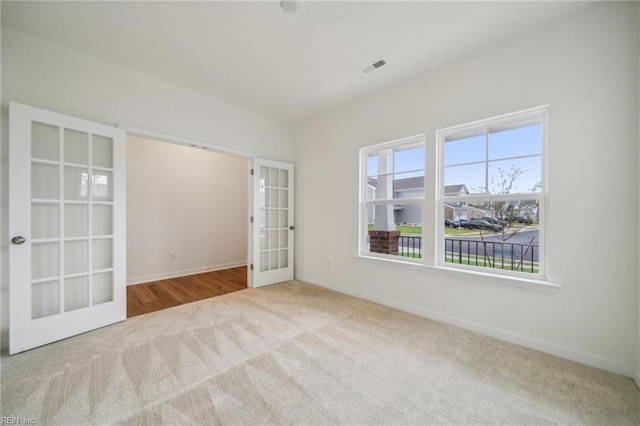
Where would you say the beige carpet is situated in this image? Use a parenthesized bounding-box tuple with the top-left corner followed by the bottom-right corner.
(1, 281, 639, 425)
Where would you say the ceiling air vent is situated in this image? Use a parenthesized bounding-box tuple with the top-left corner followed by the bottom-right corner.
(361, 58, 387, 74)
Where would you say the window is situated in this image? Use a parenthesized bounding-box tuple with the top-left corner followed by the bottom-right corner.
(438, 106, 547, 278)
(360, 135, 425, 261)
(358, 106, 547, 281)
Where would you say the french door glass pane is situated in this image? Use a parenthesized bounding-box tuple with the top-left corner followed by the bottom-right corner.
(64, 204, 88, 237)
(64, 167, 89, 200)
(32, 280, 60, 319)
(64, 276, 89, 312)
(260, 252, 269, 272)
(259, 187, 268, 207)
(259, 231, 268, 250)
(270, 251, 279, 269)
(270, 168, 279, 188)
(92, 135, 113, 168)
(270, 189, 279, 208)
(32, 163, 59, 199)
(260, 210, 268, 229)
(64, 129, 89, 165)
(92, 272, 113, 305)
(31, 121, 59, 161)
(269, 210, 278, 228)
(269, 230, 278, 249)
(32, 242, 60, 280)
(92, 205, 113, 236)
(64, 240, 88, 274)
(92, 171, 113, 201)
(280, 210, 288, 228)
(32, 203, 59, 239)
(257, 164, 290, 274)
(92, 238, 113, 270)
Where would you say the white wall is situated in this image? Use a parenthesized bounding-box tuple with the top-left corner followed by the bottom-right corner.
(294, 3, 640, 377)
(0, 27, 294, 348)
(127, 135, 247, 285)
(637, 1, 640, 386)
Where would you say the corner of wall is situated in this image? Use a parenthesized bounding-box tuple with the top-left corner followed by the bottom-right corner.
(637, 0, 640, 393)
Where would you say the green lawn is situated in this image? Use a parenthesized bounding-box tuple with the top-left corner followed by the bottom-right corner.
(368, 224, 477, 236)
(444, 255, 539, 273)
(397, 252, 538, 273)
(367, 224, 422, 234)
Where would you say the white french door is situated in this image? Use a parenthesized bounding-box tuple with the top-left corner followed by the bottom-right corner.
(252, 158, 294, 287)
(9, 102, 126, 354)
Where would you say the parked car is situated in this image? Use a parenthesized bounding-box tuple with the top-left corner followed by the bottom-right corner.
(482, 217, 503, 226)
(444, 219, 459, 227)
(460, 219, 503, 231)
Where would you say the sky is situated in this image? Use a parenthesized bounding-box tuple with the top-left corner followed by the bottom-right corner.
(368, 124, 542, 195)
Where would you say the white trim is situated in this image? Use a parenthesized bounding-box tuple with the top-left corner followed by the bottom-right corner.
(436, 105, 549, 281)
(359, 134, 427, 257)
(354, 254, 560, 292)
(251, 158, 295, 287)
(365, 198, 424, 205)
(360, 133, 426, 153)
(9, 102, 127, 354)
(117, 125, 254, 159)
(126, 261, 247, 286)
(297, 274, 635, 379)
(437, 105, 549, 138)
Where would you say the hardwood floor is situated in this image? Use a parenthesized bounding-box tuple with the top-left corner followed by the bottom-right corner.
(127, 266, 247, 318)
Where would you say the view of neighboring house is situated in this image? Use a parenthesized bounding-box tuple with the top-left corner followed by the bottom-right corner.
(367, 176, 472, 224)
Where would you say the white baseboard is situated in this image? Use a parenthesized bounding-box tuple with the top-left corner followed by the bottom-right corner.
(297, 274, 637, 380)
(127, 261, 247, 286)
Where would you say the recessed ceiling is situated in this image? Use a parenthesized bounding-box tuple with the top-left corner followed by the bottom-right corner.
(2, 1, 595, 125)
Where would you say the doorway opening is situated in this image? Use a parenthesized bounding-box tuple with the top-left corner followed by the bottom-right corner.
(125, 135, 249, 317)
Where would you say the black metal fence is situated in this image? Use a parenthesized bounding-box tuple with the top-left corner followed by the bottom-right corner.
(444, 238, 538, 273)
(398, 235, 422, 258)
(395, 235, 539, 273)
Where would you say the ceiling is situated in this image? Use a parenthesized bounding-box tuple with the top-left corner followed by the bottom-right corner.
(2, 1, 595, 125)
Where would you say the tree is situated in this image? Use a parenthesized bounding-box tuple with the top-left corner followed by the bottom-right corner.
(473, 166, 539, 269)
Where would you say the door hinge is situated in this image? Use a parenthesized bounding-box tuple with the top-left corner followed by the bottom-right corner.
(250, 216, 254, 223)
(250, 264, 254, 270)
(250, 168, 254, 175)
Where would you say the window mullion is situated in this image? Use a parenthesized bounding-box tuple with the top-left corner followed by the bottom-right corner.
(484, 129, 489, 194)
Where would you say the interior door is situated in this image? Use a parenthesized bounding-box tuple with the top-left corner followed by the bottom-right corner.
(9, 102, 126, 354)
(252, 158, 294, 287)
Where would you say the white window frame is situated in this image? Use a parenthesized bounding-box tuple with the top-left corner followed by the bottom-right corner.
(359, 134, 426, 262)
(357, 106, 549, 284)
(436, 106, 548, 280)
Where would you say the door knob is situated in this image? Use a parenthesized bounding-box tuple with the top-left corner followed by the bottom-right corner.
(11, 236, 26, 245)
(289, 226, 295, 230)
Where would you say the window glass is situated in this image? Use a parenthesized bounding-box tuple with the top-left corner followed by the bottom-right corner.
(362, 135, 425, 261)
(359, 107, 546, 280)
(444, 134, 485, 166)
(439, 107, 546, 278)
(488, 124, 541, 160)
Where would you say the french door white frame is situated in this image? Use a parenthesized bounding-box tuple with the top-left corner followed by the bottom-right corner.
(118, 125, 293, 288)
(9, 102, 127, 354)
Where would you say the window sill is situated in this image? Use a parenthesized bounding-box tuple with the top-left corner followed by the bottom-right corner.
(354, 254, 561, 293)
